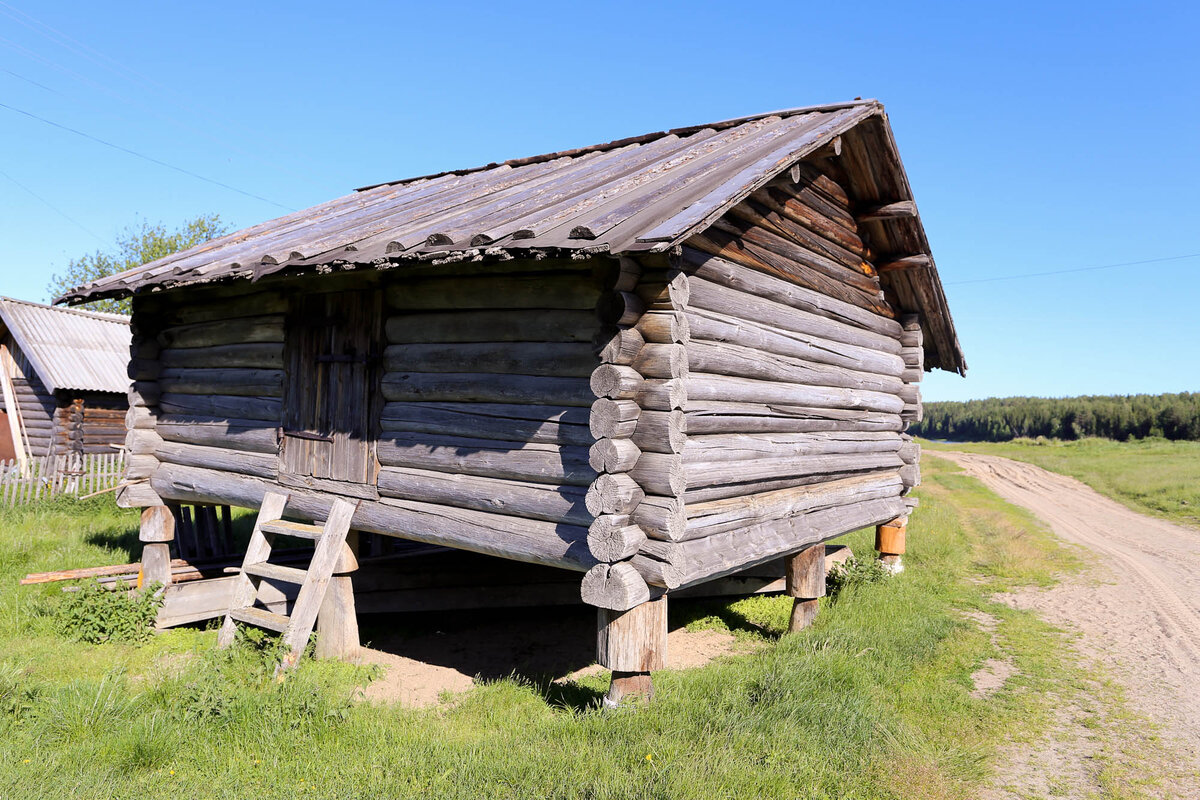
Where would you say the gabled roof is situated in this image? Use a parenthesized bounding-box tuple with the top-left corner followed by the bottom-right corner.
(56, 100, 964, 372)
(0, 297, 130, 394)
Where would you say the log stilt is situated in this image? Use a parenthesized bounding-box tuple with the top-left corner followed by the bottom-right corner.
(316, 531, 360, 660)
(785, 543, 826, 632)
(597, 594, 667, 707)
(875, 516, 907, 573)
(139, 505, 175, 588)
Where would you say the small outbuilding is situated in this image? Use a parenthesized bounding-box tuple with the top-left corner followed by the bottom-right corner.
(60, 100, 964, 699)
(0, 297, 130, 462)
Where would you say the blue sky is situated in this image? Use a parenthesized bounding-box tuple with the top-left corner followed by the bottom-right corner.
(1, 1, 1196, 402)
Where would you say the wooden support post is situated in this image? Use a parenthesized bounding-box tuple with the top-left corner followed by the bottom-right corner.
(316, 531, 360, 660)
(139, 505, 175, 588)
(875, 516, 907, 573)
(785, 543, 826, 632)
(597, 594, 667, 707)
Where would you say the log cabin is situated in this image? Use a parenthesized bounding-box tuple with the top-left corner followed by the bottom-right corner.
(0, 297, 130, 463)
(58, 99, 964, 700)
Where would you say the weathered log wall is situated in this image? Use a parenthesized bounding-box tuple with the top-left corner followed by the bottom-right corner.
(583, 161, 923, 608)
(128, 262, 611, 571)
(0, 374, 57, 457)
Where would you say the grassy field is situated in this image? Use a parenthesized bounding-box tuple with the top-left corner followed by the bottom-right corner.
(0, 456, 1164, 799)
(922, 437, 1200, 529)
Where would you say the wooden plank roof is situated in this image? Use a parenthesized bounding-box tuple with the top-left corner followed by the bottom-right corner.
(57, 100, 965, 373)
(0, 297, 130, 394)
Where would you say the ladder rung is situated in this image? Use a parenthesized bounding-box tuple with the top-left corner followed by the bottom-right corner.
(261, 520, 324, 540)
(243, 562, 308, 584)
(229, 606, 290, 633)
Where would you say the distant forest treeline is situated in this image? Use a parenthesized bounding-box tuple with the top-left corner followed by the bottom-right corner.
(911, 393, 1200, 442)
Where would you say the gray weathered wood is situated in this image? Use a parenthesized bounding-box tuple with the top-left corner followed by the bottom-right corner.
(157, 415, 280, 454)
(386, 309, 596, 344)
(377, 432, 595, 486)
(631, 409, 686, 454)
(635, 310, 690, 344)
(584, 472, 645, 516)
(687, 373, 904, 414)
(688, 340, 903, 394)
(684, 450, 903, 490)
(385, 342, 596, 377)
(589, 398, 641, 439)
(152, 464, 597, 571)
(158, 393, 282, 421)
(632, 495, 686, 542)
(382, 373, 592, 406)
(686, 307, 903, 376)
(594, 327, 646, 365)
(386, 274, 601, 311)
(683, 431, 901, 463)
(589, 437, 642, 473)
(158, 315, 285, 349)
(597, 595, 667, 671)
(581, 562, 652, 611)
(155, 441, 278, 479)
(587, 519, 647, 562)
(377, 466, 590, 525)
(382, 401, 593, 446)
(590, 364, 642, 400)
(161, 344, 284, 370)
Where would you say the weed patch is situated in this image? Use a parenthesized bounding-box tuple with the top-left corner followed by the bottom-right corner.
(53, 582, 163, 644)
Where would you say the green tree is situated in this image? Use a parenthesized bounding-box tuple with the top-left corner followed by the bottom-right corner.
(46, 214, 229, 315)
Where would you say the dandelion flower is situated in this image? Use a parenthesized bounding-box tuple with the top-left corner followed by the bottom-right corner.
(645, 754, 653, 762)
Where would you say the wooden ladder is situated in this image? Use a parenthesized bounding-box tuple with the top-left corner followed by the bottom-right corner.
(216, 492, 358, 671)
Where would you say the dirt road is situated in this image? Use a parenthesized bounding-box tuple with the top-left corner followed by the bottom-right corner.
(938, 451, 1200, 791)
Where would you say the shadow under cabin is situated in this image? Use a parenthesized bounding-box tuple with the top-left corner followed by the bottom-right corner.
(57, 99, 965, 703)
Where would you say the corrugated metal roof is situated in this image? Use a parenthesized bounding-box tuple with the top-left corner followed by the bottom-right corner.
(55, 99, 964, 373)
(0, 298, 130, 394)
(57, 101, 879, 300)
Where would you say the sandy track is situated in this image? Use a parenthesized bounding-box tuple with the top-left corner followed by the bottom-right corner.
(938, 451, 1200, 772)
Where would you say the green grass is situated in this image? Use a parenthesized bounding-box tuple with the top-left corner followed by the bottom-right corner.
(0, 460, 1166, 799)
(922, 437, 1200, 529)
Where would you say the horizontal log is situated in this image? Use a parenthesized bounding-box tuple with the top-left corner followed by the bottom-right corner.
(589, 437, 642, 473)
(686, 401, 902, 434)
(686, 307, 903, 376)
(580, 562, 651, 611)
(898, 439, 920, 464)
(636, 269, 689, 310)
(631, 553, 681, 589)
(160, 343, 284, 370)
(856, 200, 917, 223)
(589, 398, 640, 439)
(688, 340, 903, 395)
(635, 310, 689, 345)
(683, 472, 904, 540)
(158, 315, 285, 349)
(687, 374, 904, 414)
(386, 310, 596, 344)
(377, 466, 590, 526)
(594, 327, 645, 365)
(685, 451, 904, 490)
(155, 441, 277, 480)
(590, 364, 642, 400)
(385, 274, 601, 311)
(631, 494, 686, 542)
(629, 452, 685, 496)
(377, 432, 595, 486)
(382, 373, 592, 406)
(632, 344, 688, 380)
(157, 393, 282, 422)
(157, 415, 280, 454)
(750, 187, 868, 259)
(126, 454, 159, 480)
(683, 249, 902, 339)
(150, 463, 595, 571)
(158, 369, 283, 397)
(116, 480, 163, 509)
(382, 401, 592, 446)
(683, 431, 901, 463)
(687, 279, 902, 370)
(587, 519, 647, 562)
(124, 429, 162, 455)
(595, 291, 645, 326)
(631, 409, 685, 454)
(585, 473, 644, 516)
(729, 197, 870, 275)
(384, 342, 596, 377)
(636, 379, 685, 411)
(673, 496, 906, 588)
(158, 293, 287, 326)
(877, 255, 932, 273)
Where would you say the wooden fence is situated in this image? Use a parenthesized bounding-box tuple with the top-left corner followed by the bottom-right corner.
(0, 452, 126, 505)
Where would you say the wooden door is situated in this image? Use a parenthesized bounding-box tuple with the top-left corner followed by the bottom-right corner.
(279, 289, 383, 489)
